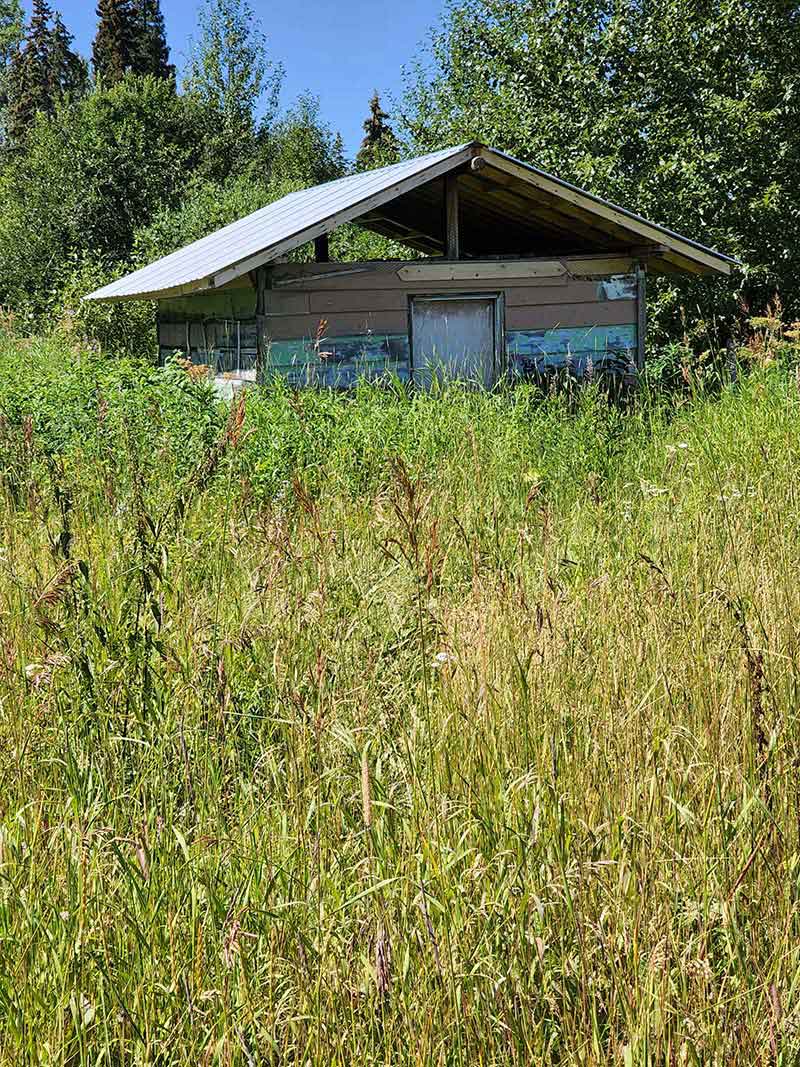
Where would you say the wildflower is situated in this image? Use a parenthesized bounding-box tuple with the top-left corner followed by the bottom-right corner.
(640, 480, 668, 497)
(685, 956, 712, 982)
(78, 994, 95, 1025)
(431, 651, 454, 668)
(666, 442, 689, 457)
(648, 939, 669, 973)
(25, 663, 46, 686)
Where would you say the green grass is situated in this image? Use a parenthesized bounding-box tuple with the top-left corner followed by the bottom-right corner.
(1, 333, 800, 1064)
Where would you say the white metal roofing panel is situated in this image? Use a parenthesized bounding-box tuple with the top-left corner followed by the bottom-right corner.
(86, 141, 737, 302)
(87, 145, 471, 301)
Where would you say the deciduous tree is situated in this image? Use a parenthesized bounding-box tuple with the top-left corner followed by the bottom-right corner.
(0, 75, 210, 312)
(184, 0, 282, 140)
(403, 0, 800, 328)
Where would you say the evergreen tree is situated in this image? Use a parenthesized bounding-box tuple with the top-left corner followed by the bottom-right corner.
(92, 0, 135, 84)
(132, 0, 173, 81)
(4, 0, 83, 147)
(49, 12, 88, 99)
(0, 0, 24, 140)
(355, 91, 398, 171)
(7, 0, 53, 131)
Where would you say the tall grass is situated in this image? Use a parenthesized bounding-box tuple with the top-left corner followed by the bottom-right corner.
(1, 333, 800, 1064)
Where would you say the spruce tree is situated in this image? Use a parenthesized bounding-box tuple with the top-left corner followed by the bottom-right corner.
(4, 0, 82, 146)
(355, 91, 398, 171)
(0, 0, 23, 143)
(49, 12, 87, 99)
(92, 0, 135, 84)
(132, 0, 173, 81)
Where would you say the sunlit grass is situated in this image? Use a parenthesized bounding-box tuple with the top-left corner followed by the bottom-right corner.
(1, 334, 799, 1064)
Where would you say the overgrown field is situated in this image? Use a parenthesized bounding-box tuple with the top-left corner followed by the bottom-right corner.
(2, 334, 800, 1065)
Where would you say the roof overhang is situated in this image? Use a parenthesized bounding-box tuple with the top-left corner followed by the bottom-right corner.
(86, 142, 737, 303)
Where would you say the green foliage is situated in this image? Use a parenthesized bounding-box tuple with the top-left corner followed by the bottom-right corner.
(0, 75, 212, 317)
(0, 333, 220, 474)
(403, 0, 800, 328)
(330, 222, 420, 263)
(92, 0, 173, 85)
(131, 0, 174, 82)
(183, 0, 282, 163)
(133, 170, 275, 264)
(55, 256, 157, 358)
(260, 92, 346, 186)
(355, 89, 399, 171)
(50, 11, 87, 96)
(92, 0, 136, 85)
(3, 0, 86, 149)
(0, 0, 23, 138)
(0, 0, 21, 64)
(2, 334, 800, 1061)
(130, 97, 351, 280)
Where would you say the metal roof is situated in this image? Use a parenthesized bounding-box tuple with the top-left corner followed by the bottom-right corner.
(86, 142, 736, 302)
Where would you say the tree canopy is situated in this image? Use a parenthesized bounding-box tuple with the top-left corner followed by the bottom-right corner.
(0, 0, 352, 328)
(0, 0, 797, 350)
(92, 0, 172, 85)
(403, 0, 800, 325)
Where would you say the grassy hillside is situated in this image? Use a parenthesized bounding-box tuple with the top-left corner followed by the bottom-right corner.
(1, 334, 800, 1064)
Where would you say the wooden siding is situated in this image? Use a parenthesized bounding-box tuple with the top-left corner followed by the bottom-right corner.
(157, 285, 259, 376)
(258, 260, 638, 387)
(264, 334, 410, 388)
(263, 259, 636, 346)
(260, 325, 637, 388)
(156, 257, 639, 387)
(157, 314, 258, 377)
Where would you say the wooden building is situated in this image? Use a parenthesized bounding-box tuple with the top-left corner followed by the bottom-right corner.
(86, 143, 736, 390)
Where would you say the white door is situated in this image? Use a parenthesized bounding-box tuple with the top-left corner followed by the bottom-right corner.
(411, 295, 499, 388)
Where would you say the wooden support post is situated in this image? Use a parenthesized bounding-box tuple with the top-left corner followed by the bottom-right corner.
(314, 233, 330, 262)
(445, 174, 459, 260)
(254, 265, 270, 383)
(635, 263, 647, 371)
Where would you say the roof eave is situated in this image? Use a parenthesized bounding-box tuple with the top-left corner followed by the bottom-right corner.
(476, 146, 737, 277)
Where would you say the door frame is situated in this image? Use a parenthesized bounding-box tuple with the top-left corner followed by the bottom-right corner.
(407, 291, 506, 386)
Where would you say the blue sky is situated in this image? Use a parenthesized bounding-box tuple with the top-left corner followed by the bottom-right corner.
(22, 0, 445, 158)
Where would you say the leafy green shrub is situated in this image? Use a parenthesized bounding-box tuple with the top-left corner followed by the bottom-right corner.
(0, 75, 212, 319)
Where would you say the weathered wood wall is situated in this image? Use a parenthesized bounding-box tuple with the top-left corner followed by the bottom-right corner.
(154, 257, 641, 386)
(261, 258, 639, 386)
